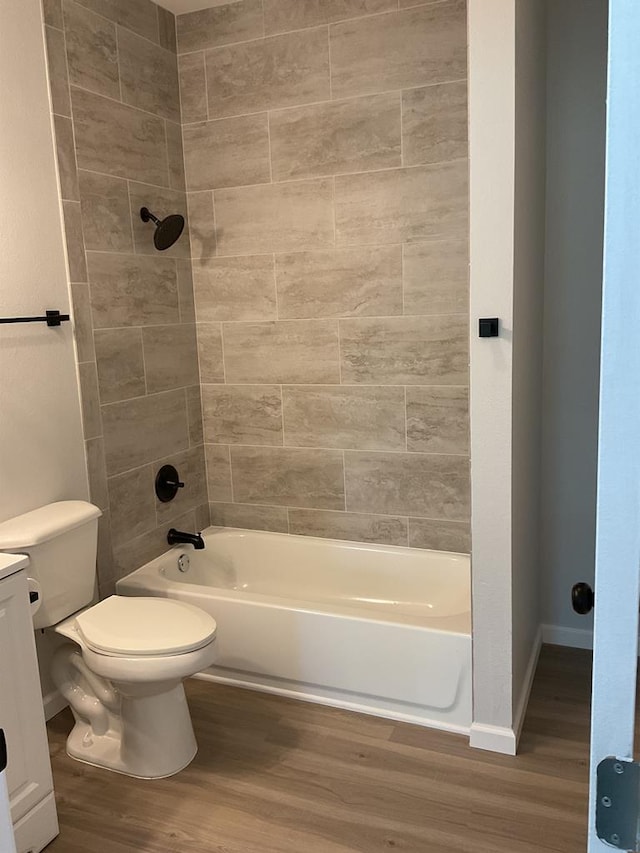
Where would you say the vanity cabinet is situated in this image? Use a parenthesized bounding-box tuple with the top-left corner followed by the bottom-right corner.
(0, 555, 58, 852)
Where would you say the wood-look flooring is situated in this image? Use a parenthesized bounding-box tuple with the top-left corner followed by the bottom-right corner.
(45, 645, 591, 852)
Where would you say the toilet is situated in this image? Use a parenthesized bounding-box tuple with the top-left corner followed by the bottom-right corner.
(0, 500, 217, 779)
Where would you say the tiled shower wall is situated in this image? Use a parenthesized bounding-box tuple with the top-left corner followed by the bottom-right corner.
(43, 0, 209, 596)
(178, 0, 471, 551)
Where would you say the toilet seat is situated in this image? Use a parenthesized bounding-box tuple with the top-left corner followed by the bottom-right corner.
(75, 595, 217, 657)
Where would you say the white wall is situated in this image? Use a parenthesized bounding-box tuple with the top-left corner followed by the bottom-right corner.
(0, 0, 88, 523)
(469, 0, 546, 753)
(468, 0, 517, 745)
(511, 0, 546, 729)
(541, 0, 607, 645)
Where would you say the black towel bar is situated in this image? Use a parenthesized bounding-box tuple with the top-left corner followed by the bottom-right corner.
(0, 310, 70, 327)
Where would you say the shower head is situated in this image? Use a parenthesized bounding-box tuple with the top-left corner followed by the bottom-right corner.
(140, 207, 185, 251)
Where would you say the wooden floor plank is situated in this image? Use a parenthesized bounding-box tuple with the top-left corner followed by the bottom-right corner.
(44, 644, 592, 852)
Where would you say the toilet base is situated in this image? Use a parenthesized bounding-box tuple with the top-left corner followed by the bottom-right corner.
(66, 717, 197, 780)
(53, 640, 200, 778)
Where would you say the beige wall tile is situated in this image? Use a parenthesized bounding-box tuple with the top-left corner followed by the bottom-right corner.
(276, 245, 402, 319)
(95, 327, 145, 403)
(87, 252, 179, 328)
(334, 161, 468, 246)
(142, 324, 200, 393)
(177, 259, 196, 322)
(43, 0, 63, 28)
(209, 501, 289, 533)
(63, 0, 119, 99)
(96, 510, 115, 590)
(73, 0, 160, 45)
(177, 0, 264, 53)
(71, 88, 169, 186)
(108, 464, 156, 544)
(45, 25, 71, 117)
(340, 315, 468, 385)
(166, 120, 186, 191)
(194, 255, 277, 322)
(264, 0, 396, 35)
(269, 93, 401, 181)
(53, 115, 79, 201)
(156, 445, 208, 524)
(78, 361, 102, 439)
(402, 81, 468, 167)
(62, 201, 88, 282)
(78, 170, 133, 253)
(186, 385, 204, 445)
(402, 239, 468, 316)
(205, 444, 233, 501)
(128, 183, 190, 258)
(345, 450, 469, 519)
(330, 0, 467, 99)
(118, 26, 180, 122)
(197, 323, 225, 382)
(70, 283, 95, 362)
(187, 191, 217, 259)
(408, 517, 470, 553)
(111, 517, 181, 579)
(223, 320, 340, 384)
(195, 503, 210, 529)
(283, 385, 405, 450)
(231, 446, 345, 509)
(179, 52, 208, 124)
(102, 389, 189, 475)
(85, 437, 109, 510)
(206, 28, 330, 119)
(288, 508, 408, 546)
(406, 386, 469, 454)
(203, 384, 283, 445)
(158, 6, 177, 52)
(184, 113, 270, 191)
(215, 178, 334, 255)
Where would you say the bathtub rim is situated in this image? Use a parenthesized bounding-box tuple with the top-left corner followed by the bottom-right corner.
(119, 527, 472, 636)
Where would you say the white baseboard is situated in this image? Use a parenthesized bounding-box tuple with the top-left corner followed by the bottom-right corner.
(514, 625, 543, 746)
(542, 624, 593, 649)
(43, 689, 67, 722)
(469, 723, 517, 755)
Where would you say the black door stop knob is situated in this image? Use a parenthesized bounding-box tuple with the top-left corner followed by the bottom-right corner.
(571, 582, 594, 615)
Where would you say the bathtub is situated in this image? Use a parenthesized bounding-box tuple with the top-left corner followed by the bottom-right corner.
(116, 528, 472, 733)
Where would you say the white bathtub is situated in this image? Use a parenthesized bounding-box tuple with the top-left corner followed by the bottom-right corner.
(117, 528, 472, 733)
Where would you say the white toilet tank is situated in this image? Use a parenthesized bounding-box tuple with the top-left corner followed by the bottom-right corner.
(0, 501, 102, 629)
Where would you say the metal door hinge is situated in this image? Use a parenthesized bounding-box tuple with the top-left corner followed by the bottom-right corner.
(597, 757, 640, 849)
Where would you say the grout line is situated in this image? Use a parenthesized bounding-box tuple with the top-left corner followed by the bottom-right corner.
(227, 445, 235, 503)
(219, 321, 228, 384)
(327, 25, 333, 100)
(115, 26, 123, 103)
(180, 78, 468, 126)
(399, 89, 404, 167)
(341, 450, 347, 511)
(266, 113, 274, 183)
(68, 82, 178, 125)
(202, 51, 211, 122)
(403, 386, 408, 451)
(210, 190, 218, 256)
(272, 254, 280, 319)
(200, 441, 470, 458)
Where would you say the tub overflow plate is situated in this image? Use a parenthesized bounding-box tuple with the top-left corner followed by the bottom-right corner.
(177, 553, 190, 573)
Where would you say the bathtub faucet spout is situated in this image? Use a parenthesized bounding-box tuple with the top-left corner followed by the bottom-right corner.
(167, 528, 205, 550)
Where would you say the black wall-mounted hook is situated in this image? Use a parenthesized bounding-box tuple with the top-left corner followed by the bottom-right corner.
(155, 464, 184, 503)
(479, 318, 500, 338)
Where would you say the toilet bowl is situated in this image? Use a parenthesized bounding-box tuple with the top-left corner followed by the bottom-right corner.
(51, 596, 217, 778)
(0, 501, 217, 779)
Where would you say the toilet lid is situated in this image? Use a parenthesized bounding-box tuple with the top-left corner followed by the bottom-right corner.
(75, 596, 217, 656)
